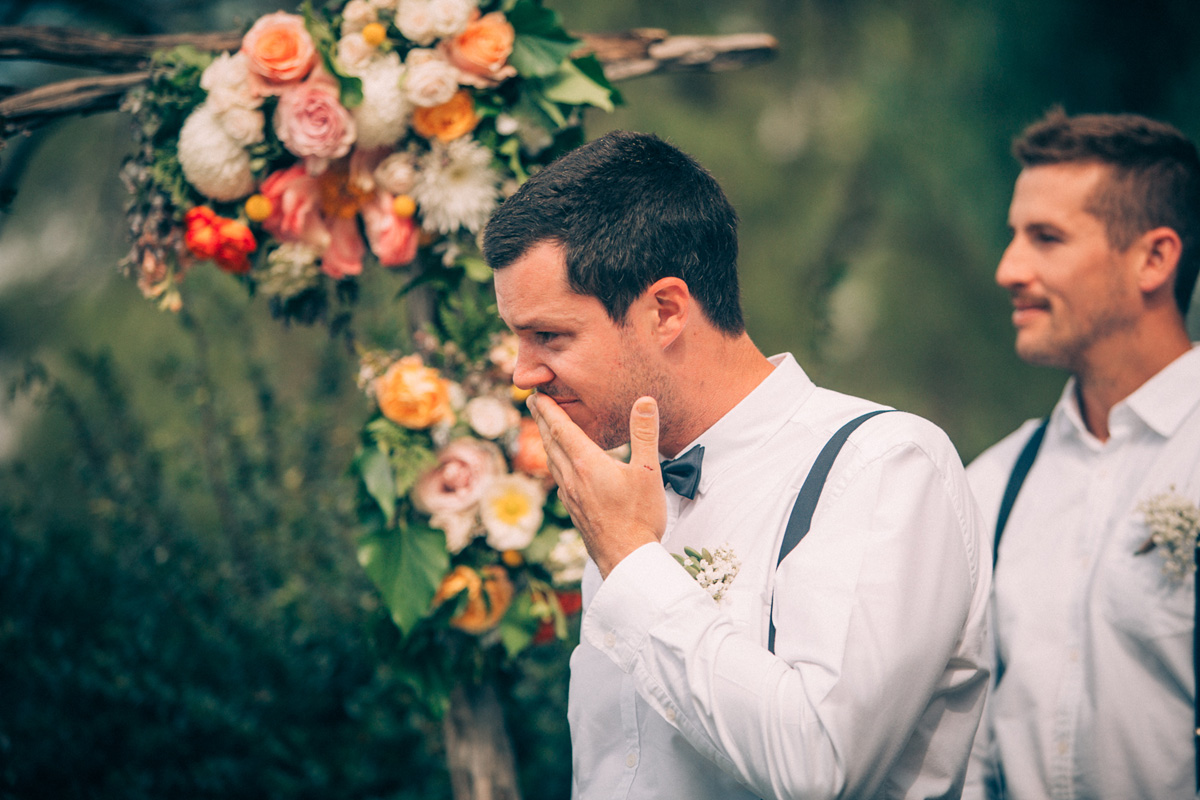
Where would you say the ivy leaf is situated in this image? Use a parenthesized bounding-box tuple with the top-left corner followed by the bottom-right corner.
(358, 521, 449, 636)
(507, 0, 579, 79)
(356, 445, 396, 526)
(542, 57, 618, 112)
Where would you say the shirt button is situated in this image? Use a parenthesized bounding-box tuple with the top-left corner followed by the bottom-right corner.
(626, 752, 638, 768)
(1057, 740, 1069, 756)
(665, 708, 677, 722)
(604, 632, 616, 648)
(1069, 648, 1080, 662)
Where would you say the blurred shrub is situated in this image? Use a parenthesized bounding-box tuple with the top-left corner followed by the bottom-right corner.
(0, 307, 573, 799)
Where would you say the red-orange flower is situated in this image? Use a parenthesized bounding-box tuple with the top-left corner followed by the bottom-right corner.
(433, 565, 514, 634)
(184, 206, 257, 273)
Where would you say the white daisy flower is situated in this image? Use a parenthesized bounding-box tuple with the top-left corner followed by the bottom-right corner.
(411, 137, 501, 234)
(480, 473, 546, 551)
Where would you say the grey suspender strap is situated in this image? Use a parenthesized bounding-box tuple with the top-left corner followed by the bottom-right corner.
(992, 416, 1049, 564)
(767, 409, 894, 654)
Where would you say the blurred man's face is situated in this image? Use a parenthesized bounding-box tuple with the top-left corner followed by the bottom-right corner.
(996, 162, 1143, 372)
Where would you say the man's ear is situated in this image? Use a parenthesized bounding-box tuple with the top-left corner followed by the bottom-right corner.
(643, 277, 690, 346)
(1135, 226, 1183, 297)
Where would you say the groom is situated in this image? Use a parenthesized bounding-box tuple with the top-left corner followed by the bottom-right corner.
(484, 130, 991, 799)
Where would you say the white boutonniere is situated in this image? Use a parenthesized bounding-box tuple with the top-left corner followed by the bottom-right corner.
(1134, 487, 1200, 584)
(672, 545, 740, 602)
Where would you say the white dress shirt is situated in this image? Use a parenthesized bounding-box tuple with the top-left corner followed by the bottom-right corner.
(964, 345, 1200, 800)
(568, 353, 992, 799)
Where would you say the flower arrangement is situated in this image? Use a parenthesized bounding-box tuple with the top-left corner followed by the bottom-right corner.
(1135, 487, 1200, 585)
(354, 318, 592, 689)
(118, 0, 619, 704)
(120, 0, 618, 324)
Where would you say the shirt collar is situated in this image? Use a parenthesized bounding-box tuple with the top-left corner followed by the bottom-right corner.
(672, 353, 815, 496)
(1055, 343, 1200, 441)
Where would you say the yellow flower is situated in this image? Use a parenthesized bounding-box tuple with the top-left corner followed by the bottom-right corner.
(361, 22, 386, 47)
(480, 473, 546, 551)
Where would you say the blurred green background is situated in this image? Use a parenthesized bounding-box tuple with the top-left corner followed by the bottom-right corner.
(3, 0, 1200, 797)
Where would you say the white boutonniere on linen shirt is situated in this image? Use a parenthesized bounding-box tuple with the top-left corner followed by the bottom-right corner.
(1134, 487, 1200, 584)
(673, 545, 741, 602)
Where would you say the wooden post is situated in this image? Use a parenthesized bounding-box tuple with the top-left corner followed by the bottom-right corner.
(443, 680, 523, 800)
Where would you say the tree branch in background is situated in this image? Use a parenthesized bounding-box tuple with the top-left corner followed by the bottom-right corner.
(0, 25, 778, 140)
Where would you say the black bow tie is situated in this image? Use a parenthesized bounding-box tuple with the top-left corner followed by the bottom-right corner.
(660, 445, 704, 500)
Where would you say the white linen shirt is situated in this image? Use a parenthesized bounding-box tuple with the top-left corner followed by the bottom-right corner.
(568, 353, 992, 800)
(964, 345, 1200, 800)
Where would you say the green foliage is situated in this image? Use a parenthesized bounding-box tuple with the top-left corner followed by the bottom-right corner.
(358, 520, 450, 635)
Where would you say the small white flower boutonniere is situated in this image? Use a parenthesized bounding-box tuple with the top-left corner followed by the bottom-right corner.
(673, 545, 741, 602)
(1134, 487, 1200, 584)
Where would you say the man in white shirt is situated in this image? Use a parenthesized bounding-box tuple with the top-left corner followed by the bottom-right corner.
(483, 130, 992, 799)
(964, 110, 1200, 799)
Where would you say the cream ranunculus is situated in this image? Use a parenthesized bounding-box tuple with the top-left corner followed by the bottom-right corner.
(480, 473, 546, 551)
(177, 103, 256, 201)
(351, 53, 410, 149)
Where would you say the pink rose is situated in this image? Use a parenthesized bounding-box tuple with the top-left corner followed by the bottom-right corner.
(361, 193, 419, 267)
(322, 216, 365, 279)
(259, 164, 326, 247)
(241, 12, 318, 92)
(413, 438, 505, 517)
(274, 77, 357, 162)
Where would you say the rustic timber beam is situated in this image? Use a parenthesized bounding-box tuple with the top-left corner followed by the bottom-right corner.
(0, 25, 778, 140)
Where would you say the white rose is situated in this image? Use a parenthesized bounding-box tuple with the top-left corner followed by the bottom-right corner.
(336, 33, 376, 73)
(374, 150, 419, 195)
(396, 0, 437, 45)
(465, 396, 520, 440)
(403, 49, 459, 107)
(547, 529, 588, 585)
(428, 0, 475, 38)
(340, 0, 378, 34)
(480, 474, 546, 551)
(177, 103, 255, 201)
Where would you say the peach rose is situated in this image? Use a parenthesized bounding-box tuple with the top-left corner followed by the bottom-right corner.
(510, 417, 550, 479)
(241, 12, 317, 91)
(433, 565, 513, 634)
(412, 89, 478, 142)
(274, 77, 357, 162)
(361, 192, 419, 267)
(413, 437, 504, 516)
(444, 11, 517, 87)
(374, 355, 453, 429)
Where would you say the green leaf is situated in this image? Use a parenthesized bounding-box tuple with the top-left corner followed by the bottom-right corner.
(507, 0, 579, 78)
(460, 256, 493, 284)
(357, 445, 396, 526)
(302, 1, 364, 107)
(358, 521, 449, 636)
(497, 589, 540, 657)
(541, 59, 617, 112)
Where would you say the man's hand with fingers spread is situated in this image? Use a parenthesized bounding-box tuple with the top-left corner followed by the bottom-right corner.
(527, 393, 668, 578)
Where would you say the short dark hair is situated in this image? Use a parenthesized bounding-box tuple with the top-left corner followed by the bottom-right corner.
(1013, 108, 1200, 314)
(483, 130, 744, 334)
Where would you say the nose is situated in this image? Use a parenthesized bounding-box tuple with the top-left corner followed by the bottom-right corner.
(512, 344, 553, 390)
(995, 240, 1029, 292)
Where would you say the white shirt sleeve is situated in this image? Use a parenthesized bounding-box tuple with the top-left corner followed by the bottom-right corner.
(581, 432, 990, 799)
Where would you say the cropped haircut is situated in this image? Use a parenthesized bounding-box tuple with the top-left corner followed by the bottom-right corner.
(1014, 108, 1200, 314)
(483, 130, 744, 334)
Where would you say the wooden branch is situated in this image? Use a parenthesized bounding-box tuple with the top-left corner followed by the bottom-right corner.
(0, 26, 778, 140)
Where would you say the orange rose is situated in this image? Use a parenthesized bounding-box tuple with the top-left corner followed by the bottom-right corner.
(444, 11, 517, 87)
(373, 355, 453, 429)
(412, 90, 479, 142)
(241, 12, 317, 89)
(510, 417, 550, 479)
(433, 565, 514, 634)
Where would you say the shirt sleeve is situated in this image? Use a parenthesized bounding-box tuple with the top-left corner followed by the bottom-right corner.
(581, 428, 991, 799)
